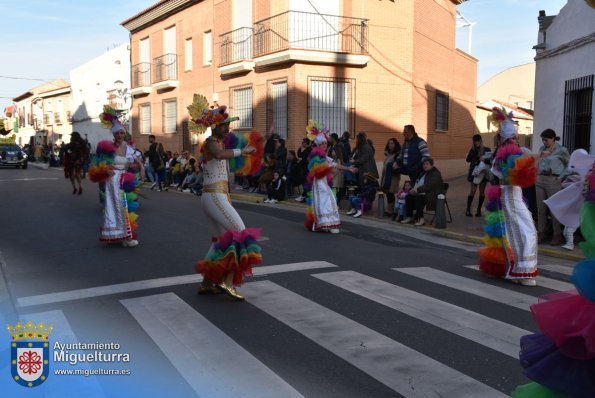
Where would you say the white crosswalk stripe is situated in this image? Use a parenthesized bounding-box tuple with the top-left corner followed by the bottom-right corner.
(121, 293, 303, 398)
(241, 280, 508, 398)
(12, 261, 573, 397)
(312, 270, 529, 358)
(394, 267, 539, 311)
(463, 265, 575, 291)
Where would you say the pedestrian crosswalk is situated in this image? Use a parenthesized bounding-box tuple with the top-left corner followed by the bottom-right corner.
(12, 261, 572, 397)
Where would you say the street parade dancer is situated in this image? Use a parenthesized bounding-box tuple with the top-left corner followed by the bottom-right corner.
(304, 120, 355, 233)
(89, 105, 144, 247)
(479, 107, 538, 285)
(510, 157, 595, 398)
(190, 94, 263, 300)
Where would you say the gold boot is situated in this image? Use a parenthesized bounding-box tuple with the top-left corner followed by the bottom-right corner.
(216, 282, 245, 301)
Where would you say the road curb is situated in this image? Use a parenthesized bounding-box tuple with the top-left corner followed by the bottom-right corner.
(231, 193, 583, 262)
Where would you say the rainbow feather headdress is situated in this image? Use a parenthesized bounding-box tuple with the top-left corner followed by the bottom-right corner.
(306, 119, 329, 146)
(489, 106, 517, 140)
(99, 105, 127, 134)
(189, 94, 239, 131)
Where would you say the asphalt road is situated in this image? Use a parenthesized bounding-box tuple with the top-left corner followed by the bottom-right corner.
(0, 166, 575, 398)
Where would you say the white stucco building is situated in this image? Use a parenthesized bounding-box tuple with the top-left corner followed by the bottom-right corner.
(532, 0, 595, 153)
(70, 44, 131, 151)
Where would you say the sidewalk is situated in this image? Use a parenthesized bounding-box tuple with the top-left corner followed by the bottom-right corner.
(231, 176, 584, 262)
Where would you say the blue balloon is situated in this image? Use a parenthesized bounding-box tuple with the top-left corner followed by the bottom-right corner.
(571, 259, 595, 302)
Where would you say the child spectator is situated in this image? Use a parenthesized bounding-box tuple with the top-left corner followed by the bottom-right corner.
(392, 180, 412, 221)
(346, 173, 379, 218)
(264, 171, 285, 203)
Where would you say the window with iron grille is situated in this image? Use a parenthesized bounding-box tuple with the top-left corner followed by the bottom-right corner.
(563, 74, 593, 152)
(307, 76, 354, 135)
(139, 103, 151, 134)
(267, 80, 288, 139)
(436, 91, 449, 131)
(162, 99, 177, 134)
(231, 86, 253, 129)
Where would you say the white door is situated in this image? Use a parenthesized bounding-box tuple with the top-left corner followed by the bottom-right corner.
(164, 26, 177, 79)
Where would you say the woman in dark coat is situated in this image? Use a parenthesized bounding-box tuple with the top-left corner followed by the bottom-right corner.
(351, 132, 379, 188)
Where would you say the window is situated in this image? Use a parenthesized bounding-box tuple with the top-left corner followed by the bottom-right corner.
(203, 30, 212, 66)
(231, 86, 253, 129)
(308, 76, 354, 134)
(563, 74, 593, 152)
(139, 104, 151, 135)
(162, 100, 177, 134)
(436, 91, 449, 131)
(184, 38, 193, 71)
(267, 80, 288, 139)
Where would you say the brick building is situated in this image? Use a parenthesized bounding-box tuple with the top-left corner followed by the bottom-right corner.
(122, 0, 476, 176)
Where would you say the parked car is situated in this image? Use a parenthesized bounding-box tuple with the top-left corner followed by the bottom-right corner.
(0, 143, 28, 169)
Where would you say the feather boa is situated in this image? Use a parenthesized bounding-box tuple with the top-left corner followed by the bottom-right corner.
(89, 140, 117, 183)
(224, 131, 264, 176)
(478, 185, 513, 276)
(306, 147, 333, 185)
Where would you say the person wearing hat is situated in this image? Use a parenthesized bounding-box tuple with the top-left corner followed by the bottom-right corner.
(479, 107, 538, 286)
(192, 102, 261, 301)
(304, 120, 356, 233)
(536, 128, 570, 245)
(89, 107, 145, 248)
(465, 134, 492, 217)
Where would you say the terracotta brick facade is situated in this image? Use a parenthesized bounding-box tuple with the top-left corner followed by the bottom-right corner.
(123, 0, 476, 175)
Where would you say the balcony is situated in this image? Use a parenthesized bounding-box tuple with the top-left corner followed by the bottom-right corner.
(152, 54, 178, 90)
(219, 27, 255, 75)
(131, 62, 152, 96)
(252, 11, 370, 67)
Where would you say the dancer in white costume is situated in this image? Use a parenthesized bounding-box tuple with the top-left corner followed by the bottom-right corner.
(192, 104, 261, 301)
(90, 107, 144, 248)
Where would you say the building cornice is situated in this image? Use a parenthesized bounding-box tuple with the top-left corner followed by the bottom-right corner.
(38, 87, 71, 98)
(535, 32, 595, 60)
(121, 0, 199, 33)
(12, 92, 34, 102)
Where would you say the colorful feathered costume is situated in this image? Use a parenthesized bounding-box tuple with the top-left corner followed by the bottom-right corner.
(88, 106, 141, 242)
(479, 108, 538, 280)
(511, 170, 595, 398)
(189, 96, 263, 291)
(304, 120, 341, 232)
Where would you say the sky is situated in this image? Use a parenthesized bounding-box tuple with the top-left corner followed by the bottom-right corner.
(1, 0, 569, 106)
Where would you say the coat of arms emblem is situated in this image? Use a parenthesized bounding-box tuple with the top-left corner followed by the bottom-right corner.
(7, 321, 53, 387)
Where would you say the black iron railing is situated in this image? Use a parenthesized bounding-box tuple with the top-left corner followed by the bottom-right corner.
(253, 11, 368, 58)
(219, 27, 254, 66)
(152, 54, 178, 83)
(131, 62, 151, 88)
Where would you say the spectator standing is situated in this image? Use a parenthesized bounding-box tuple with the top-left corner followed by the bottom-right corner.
(295, 138, 312, 201)
(536, 128, 570, 245)
(380, 137, 402, 217)
(284, 150, 301, 197)
(395, 124, 430, 185)
(274, 138, 287, 174)
(465, 134, 492, 217)
(352, 132, 379, 188)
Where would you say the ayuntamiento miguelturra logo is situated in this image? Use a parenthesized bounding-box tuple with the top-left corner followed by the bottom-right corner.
(7, 321, 53, 388)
